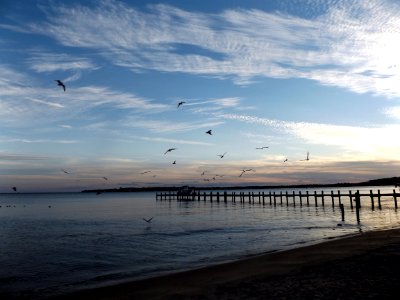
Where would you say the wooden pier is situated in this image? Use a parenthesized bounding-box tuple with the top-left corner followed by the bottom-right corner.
(156, 189, 400, 212)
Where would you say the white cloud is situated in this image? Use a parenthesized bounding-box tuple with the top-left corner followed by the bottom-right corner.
(27, 52, 97, 73)
(137, 136, 213, 146)
(383, 106, 400, 120)
(124, 117, 224, 133)
(218, 113, 400, 160)
(30, 98, 64, 108)
(59, 124, 72, 129)
(0, 65, 168, 125)
(0, 138, 77, 144)
(4, 0, 397, 96)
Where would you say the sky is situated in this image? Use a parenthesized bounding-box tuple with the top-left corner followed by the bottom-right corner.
(1, 0, 400, 192)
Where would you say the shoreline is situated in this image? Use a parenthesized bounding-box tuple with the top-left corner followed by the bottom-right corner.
(51, 227, 400, 300)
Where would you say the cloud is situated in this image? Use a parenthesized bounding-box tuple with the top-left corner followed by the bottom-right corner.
(3, 0, 398, 96)
(0, 65, 168, 125)
(383, 106, 400, 120)
(124, 118, 224, 133)
(0, 153, 49, 161)
(59, 124, 72, 129)
(27, 52, 97, 73)
(217, 113, 400, 160)
(0, 138, 77, 144)
(137, 136, 213, 146)
(30, 98, 64, 108)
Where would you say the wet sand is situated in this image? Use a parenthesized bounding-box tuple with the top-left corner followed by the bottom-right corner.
(53, 228, 400, 300)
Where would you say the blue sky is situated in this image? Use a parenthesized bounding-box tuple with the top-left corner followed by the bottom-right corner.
(1, 0, 400, 192)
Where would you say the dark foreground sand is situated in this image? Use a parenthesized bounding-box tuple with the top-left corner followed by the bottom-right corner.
(53, 228, 400, 300)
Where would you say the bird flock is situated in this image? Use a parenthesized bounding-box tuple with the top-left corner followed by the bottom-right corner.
(9, 81, 311, 194)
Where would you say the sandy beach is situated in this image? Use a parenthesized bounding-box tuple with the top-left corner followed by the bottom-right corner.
(51, 227, 400, 300)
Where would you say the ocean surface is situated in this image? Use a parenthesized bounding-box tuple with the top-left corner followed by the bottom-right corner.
(1, 186, 400, 299)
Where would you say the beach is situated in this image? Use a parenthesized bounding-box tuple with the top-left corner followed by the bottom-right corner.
(52, 227, 400, 300)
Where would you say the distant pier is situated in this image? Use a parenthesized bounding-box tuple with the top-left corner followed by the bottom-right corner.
(156, 189, 400, 222)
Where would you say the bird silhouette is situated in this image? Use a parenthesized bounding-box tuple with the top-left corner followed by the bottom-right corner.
(300, 152, 310, 161)
(12, 187, 17, 192)
(217, 152, 227, 158)
(143, 217, 153, 223)
(256, 146, 269, 149)
(172, 160, 176, 164)
(201, 171, 206, 176)
(177, 101, 186, 108)
(284, 158, 288, 162)
(239, 169, 254, 177)
(102, 177, 108, 181)
(164, 148, 176, 155)
(140, 171, 151, 175)
(62, 169, 70, 174)
(205, 130, 212, 135)
(55, 80, 66, 91)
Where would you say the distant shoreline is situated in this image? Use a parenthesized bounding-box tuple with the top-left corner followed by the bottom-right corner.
(81, 176, 400, 193)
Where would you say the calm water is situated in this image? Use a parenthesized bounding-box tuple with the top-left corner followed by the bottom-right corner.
(1, 186, 399, 299)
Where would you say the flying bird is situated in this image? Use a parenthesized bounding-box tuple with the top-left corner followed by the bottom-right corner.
(102, 177, 108, 181)
(143, 217, 153, 224)
(205, 130, 212, 135)
(217, 152, 227, 158)
(141, 171, 151, 175)
(201, 171, 206, 176)
(300, 152, 310, 161)
(61, 169, 70, 174)
(172, 160, 176, 164)
(256, 146, 269, 149)
(239, 169, 254, 177)
(164, 148, 177, 155)
(55, 80, 66, 91)
(284, 158, 288, 162)
(177, 101, 186, 108)
(12, 187, 17, 192)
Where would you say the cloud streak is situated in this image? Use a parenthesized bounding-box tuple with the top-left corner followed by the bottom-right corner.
(3, 0, 399, 96)
(218, 113, 400, 160)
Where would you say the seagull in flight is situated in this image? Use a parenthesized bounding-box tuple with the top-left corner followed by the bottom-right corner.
(61, 169, 70, 174)
(205, 130, 212, 135)
(55, 80, 66, 92)
(164, 148, 177, 155)
(172, 160, 176, 164)
(143, 217, 153, 224)
(177, 101, 186, 108)
(284, 158, 288, 163)
(300, 152, 310, 161)
(217, 152, 227, 158)
(239, 169, 254, 177)
(102, 177, 108, 181)
(12, 187, 17, 192)
(256, 146, 269, 149)
(141, 171, 151, 175)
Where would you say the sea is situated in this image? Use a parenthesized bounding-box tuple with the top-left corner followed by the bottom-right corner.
(1, 186, 400, 299)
